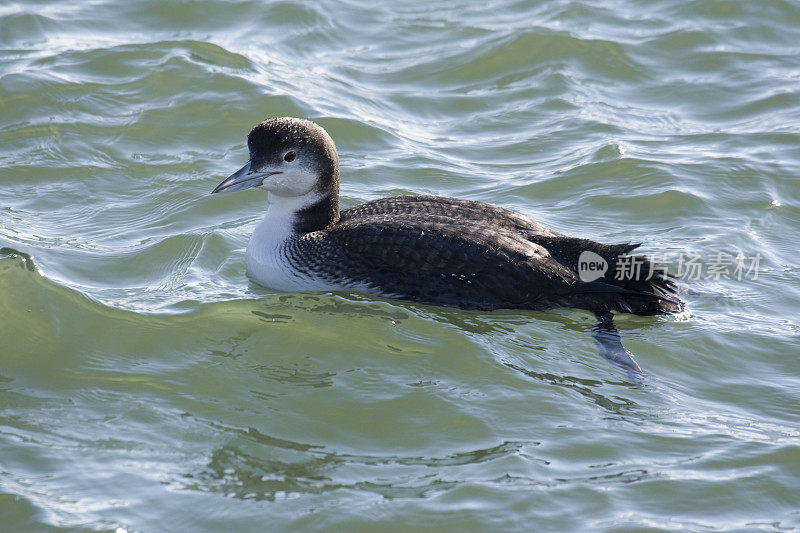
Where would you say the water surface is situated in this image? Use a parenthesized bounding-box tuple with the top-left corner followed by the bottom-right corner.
(2, 0, 800, 530)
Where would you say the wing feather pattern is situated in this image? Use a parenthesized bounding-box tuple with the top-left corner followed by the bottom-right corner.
(300, 196, 577, 309)
(292, 195, 682, 314)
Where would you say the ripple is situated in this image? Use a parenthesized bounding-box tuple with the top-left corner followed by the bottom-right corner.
(2, 0, 800, 530)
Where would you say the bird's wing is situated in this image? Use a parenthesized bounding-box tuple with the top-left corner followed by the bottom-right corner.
(340, 195, 565, 239)
(309, 214, 577, 309)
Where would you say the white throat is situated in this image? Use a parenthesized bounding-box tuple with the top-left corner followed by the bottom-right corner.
(254, 192, 321, 243)
(244, 191, 337, 291)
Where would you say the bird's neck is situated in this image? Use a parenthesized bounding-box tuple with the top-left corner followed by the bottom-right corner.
(292, 191, 340, 234)
(261, 191, 340, 240)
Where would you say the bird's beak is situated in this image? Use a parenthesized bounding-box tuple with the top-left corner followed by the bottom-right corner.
(212, 160, 280, 194)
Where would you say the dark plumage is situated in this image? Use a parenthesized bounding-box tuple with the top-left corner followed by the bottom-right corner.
(293, 195, 681, 314)
(213, 117, 683, 316)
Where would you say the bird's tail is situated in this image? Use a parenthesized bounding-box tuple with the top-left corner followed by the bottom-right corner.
(531, 237, 683, 316)
(574, 242, 683, 316)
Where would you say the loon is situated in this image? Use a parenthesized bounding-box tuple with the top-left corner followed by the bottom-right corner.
(212, 117, 682, 319)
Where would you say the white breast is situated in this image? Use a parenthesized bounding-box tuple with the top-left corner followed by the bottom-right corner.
(244, 193, 347, 292)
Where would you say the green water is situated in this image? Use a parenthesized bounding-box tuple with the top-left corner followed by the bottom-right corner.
(2, 0, 800, 531)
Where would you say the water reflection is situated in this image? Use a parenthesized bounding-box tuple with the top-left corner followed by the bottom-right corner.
(504, 362, 640, 415)
(0, 247, 36, 272)
(181, 422, 544, 502)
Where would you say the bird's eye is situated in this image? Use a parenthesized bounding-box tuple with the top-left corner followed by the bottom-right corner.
(284, 151, 296, 162)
